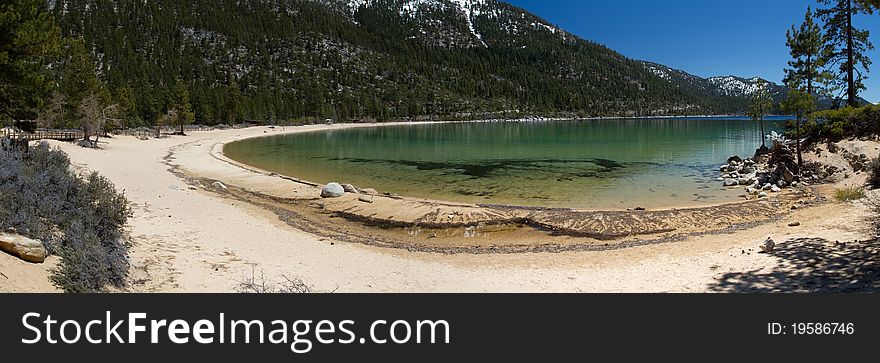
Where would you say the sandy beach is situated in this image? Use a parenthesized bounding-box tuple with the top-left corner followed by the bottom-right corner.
(3, 123, 877, 293)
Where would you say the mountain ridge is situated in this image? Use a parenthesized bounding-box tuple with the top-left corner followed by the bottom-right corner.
(45, 0, 840, 125)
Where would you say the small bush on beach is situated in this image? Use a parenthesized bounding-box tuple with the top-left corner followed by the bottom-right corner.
(0, 142, 130, 292)
(834, 187, 866, 202)
(236, 269, 316, 294)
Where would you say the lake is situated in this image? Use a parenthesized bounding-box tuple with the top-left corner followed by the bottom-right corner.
(224, 117, 788, 209)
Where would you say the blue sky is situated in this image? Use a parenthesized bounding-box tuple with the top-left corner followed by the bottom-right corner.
(505, 0, 880, 103)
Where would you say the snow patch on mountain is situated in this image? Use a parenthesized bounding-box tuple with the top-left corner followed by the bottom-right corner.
(449, 0, 487, 46)
(343, 0, 490, 46)
(708, 76, 767, 97)
(645, 64, 672, 81)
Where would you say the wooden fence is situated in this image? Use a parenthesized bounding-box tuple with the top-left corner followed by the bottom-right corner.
(3, 129, 84, 141)
(1, 123, 261, 142)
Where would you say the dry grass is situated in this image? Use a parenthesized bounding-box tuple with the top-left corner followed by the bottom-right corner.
(834, 187, 866, 202)
(235, 269, 316, 294)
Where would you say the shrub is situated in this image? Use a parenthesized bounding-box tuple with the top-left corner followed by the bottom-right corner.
(834, 187, 866, 202)
(869, 158, 880, 188)
(808, 104, 880, 141)
(236, 269, 315, 294)
(0, 142, 130, 292)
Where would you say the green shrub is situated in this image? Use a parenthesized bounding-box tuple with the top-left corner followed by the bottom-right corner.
(808, 104, 880, 141)
(833, 187, 866, 202)
(0, 143, 130, 292)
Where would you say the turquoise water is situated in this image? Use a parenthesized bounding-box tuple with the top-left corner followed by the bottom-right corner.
(224, 117, 787, 209)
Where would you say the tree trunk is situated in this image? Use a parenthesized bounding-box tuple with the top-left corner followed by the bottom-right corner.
(806, 55, 813, 97)
(796, 113, 803, 171)
(760, 119, 766, 148)
(846, 0, 857, 107)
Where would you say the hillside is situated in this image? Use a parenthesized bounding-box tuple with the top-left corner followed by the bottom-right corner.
(643, 61, 871, 112)
(51, 0, 780, 124)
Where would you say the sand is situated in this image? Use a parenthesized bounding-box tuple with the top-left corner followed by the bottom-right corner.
(0, 253, 59, 293)
(3, 124, 876, 293)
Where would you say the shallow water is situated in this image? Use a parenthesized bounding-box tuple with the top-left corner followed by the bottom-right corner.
(224, 117, 787, 209)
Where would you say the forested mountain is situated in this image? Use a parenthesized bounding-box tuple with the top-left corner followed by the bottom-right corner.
(643, 61, 871, 112)
(48, 0, 786, 125)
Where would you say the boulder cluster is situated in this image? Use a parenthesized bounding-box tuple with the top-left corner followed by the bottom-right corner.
(718, 154, 799, 199)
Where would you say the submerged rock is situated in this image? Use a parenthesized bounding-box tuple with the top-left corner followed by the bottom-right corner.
(723, 178, 739, 187)
(321, 183, 346, 198)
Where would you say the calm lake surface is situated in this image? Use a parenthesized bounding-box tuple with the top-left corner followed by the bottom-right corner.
(224, 117, 788, 209)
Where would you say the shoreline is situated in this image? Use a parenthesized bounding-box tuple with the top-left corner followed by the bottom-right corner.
(6, 124, 872, 292)
(175, 123, 816, 254)
(217, 120, 784, 213)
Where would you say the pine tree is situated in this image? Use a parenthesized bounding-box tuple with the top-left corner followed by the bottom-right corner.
(170, 79, 195, 134)
(37, 36, 110, 141)
(0, 0, 61, 121)
(860, 0, 880, 11)
(748, 80, 773, 151)
(781, 89, 815, 170)
(784, 7, 832, 98)
(115, 86, 137, 129)
(58, 38, 105, 131)
(817, 0, 875, 107)
(225, 78, 243, 124)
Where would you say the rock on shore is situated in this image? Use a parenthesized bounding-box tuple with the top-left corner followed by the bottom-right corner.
(0, 232, 47, 263)
(718, 146, 803, 197)
(321, 182, 346, 198)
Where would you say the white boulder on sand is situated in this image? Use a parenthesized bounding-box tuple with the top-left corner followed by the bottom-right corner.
(0, 231, 47, 263)
(321, 182, 346, 198)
